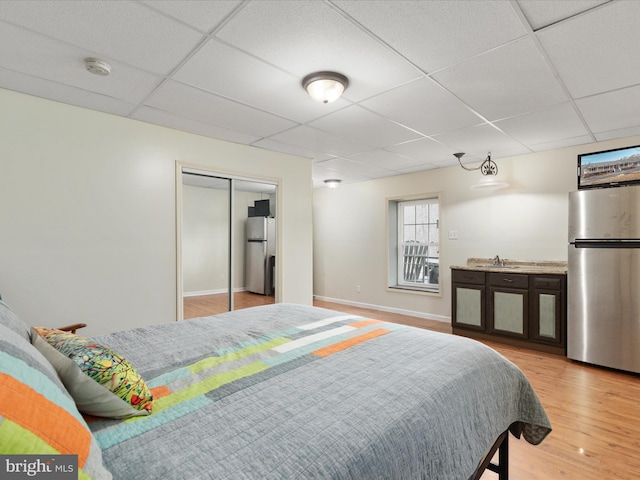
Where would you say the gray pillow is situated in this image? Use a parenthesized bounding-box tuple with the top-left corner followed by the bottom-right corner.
(0, 300, 31, 342)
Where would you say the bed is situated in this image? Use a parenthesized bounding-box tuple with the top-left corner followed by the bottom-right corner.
(0, 301, 551, 479)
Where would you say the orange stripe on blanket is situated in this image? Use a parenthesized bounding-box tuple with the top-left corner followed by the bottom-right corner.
(150, 385, 172, 400)
(0, 373, 90, 466)
(348, 319, 385, 328)
(312, 328, 390, 358)
(81, 413, 104, 423)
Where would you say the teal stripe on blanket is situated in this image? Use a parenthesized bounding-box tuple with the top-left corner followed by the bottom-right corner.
(95, 396, 212, 449)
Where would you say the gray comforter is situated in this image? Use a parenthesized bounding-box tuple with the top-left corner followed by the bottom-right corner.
(89, 303, 551, 479)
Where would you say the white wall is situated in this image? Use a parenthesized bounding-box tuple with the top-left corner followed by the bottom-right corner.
(182, 185, 269, 294)
(0, 89, 313, 335)
(313, 134, 640, 323)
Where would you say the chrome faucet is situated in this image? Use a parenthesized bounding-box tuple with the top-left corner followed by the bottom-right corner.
(493, 255, 504, 266)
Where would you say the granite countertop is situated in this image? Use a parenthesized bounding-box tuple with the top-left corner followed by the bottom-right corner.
(451, 257, 568, 275)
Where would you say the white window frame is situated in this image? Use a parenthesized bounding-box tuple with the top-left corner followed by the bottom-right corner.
(387, 194, 441, 295)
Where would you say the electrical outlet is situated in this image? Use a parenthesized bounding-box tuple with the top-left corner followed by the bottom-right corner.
(356, 285, 361, 293)
(448, 230, 458, 240)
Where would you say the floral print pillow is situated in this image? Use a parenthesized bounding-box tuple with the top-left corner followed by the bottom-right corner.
(31, 326, 153, 418)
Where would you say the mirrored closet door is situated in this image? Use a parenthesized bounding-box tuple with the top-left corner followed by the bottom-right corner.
(178, 167, 277, 320)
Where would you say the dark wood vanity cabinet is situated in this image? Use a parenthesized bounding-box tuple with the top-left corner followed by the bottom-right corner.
(452, 269, 566, 355)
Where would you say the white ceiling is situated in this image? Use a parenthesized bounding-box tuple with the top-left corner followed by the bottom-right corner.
(2, 0, 639, 188)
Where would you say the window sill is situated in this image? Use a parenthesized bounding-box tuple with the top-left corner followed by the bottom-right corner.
(388, 285, 441, 297)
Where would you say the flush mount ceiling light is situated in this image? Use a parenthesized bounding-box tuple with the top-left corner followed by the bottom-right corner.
(84, 57, 111, 76)
(302, 71, 349, 104)
(454, 152, 509, 190)
(324, 179, 342, 188)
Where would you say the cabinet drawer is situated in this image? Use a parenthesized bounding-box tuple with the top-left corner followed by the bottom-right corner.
(533, 276, 563, 290)
(452, 269, 486, 285)
(489, 273, 528, 289)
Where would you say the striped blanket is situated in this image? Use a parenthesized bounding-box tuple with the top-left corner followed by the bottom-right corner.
(89, 303, 551, 479)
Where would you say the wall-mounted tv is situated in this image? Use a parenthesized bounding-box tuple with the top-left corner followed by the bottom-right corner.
(578, 144, 640, 190)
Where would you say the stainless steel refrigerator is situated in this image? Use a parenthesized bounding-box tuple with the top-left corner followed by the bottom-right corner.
(246, 216, 276, 295)
(568, 187, 640, 373)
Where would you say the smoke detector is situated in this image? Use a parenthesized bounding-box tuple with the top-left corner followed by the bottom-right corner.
(84, 57, 111, 76)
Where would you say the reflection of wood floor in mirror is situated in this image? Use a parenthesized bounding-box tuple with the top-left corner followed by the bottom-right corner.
(183, 295, 640, 480)
(183, 291, 275, 319)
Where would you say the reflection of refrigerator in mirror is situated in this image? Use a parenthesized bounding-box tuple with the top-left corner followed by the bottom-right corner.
(246, 217, 276, 295)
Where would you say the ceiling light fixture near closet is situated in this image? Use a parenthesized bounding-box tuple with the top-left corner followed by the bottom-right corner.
(84, 57, 112, 76)
(302, 71, 348, 103)
(324, 179, 342, 188)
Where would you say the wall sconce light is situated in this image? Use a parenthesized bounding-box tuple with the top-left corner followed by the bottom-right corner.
(454, 152, 509, 190)
(302, 71, 349, 104)
(324, 179, 342, 188)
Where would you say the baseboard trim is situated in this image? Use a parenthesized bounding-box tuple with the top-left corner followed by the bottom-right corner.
(313, 295, 450, 324)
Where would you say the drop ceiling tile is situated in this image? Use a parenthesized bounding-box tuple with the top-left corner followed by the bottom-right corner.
(270, 125, 371, 156)
(314, 157, 394, 178)
(396, 163, 440, 174)
(214, 0, 421, 101)
(173, 38, 349, 123)
(576, 84, 640, 135)
(495, 102, 589, 146)
(361, 78, 484, 136)
(595, 127, 640, 143)
(528, 134, 594, 152)
(516, 0, 609, 31)
(347, 150, 422, 171)
(0, 67, 137, 116)
(386, 137, 463, 166)
(308, 105, 422, 148)
(432, 37, 568, 121)
(132, 106, 261, 145)
(0, 1, 204, 75)
(433, 123, 531, 160)
(334, 0, 527, 72)
(537, 1, 640, 98)
(268, 125, 374, 158)
(145, 80, 297, 137)
(0, 22, 163, 104)
(141, 0, 243, 33)
(251, 138, 334, 161)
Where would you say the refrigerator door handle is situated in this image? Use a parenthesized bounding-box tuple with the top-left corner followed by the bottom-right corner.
(573, 240, 640, 248)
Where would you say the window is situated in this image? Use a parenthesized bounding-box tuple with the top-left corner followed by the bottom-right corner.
(388, 196, 440, 293)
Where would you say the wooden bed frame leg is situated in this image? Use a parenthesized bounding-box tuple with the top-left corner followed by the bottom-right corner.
(473, 430, 509, 480)
(497, 430, 509, 480)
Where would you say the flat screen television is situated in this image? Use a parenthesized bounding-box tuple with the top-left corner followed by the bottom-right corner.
(578, 144, 640, 190)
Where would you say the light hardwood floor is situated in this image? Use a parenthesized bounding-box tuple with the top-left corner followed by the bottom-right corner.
(184, 294, 640, 480)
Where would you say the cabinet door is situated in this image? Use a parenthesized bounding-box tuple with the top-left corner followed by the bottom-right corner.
(531, 288, 564, 345)
(452, 284, 486, 331)
(488, 286, 528, 339)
